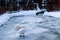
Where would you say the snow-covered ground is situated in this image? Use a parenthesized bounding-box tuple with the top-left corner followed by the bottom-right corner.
(0, 9, 60, 40)
(0, 10, 38, 26)
(44, 11, 60, 18)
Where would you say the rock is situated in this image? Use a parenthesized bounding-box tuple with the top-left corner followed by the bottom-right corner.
(36, 11, 45, 15)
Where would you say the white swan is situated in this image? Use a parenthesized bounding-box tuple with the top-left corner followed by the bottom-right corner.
(15, 24, 26, 37)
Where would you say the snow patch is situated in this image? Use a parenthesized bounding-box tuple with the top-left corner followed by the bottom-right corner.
(0, 13, 10, 26)
(44, 11, 60, 18)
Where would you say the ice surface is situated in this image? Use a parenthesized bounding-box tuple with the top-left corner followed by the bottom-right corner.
(0, 9, 60, 40)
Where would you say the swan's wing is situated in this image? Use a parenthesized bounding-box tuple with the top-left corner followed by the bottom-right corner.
(18, 28, 26, 34)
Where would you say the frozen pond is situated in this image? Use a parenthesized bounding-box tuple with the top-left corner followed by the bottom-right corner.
(0, 14, 60, 40)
